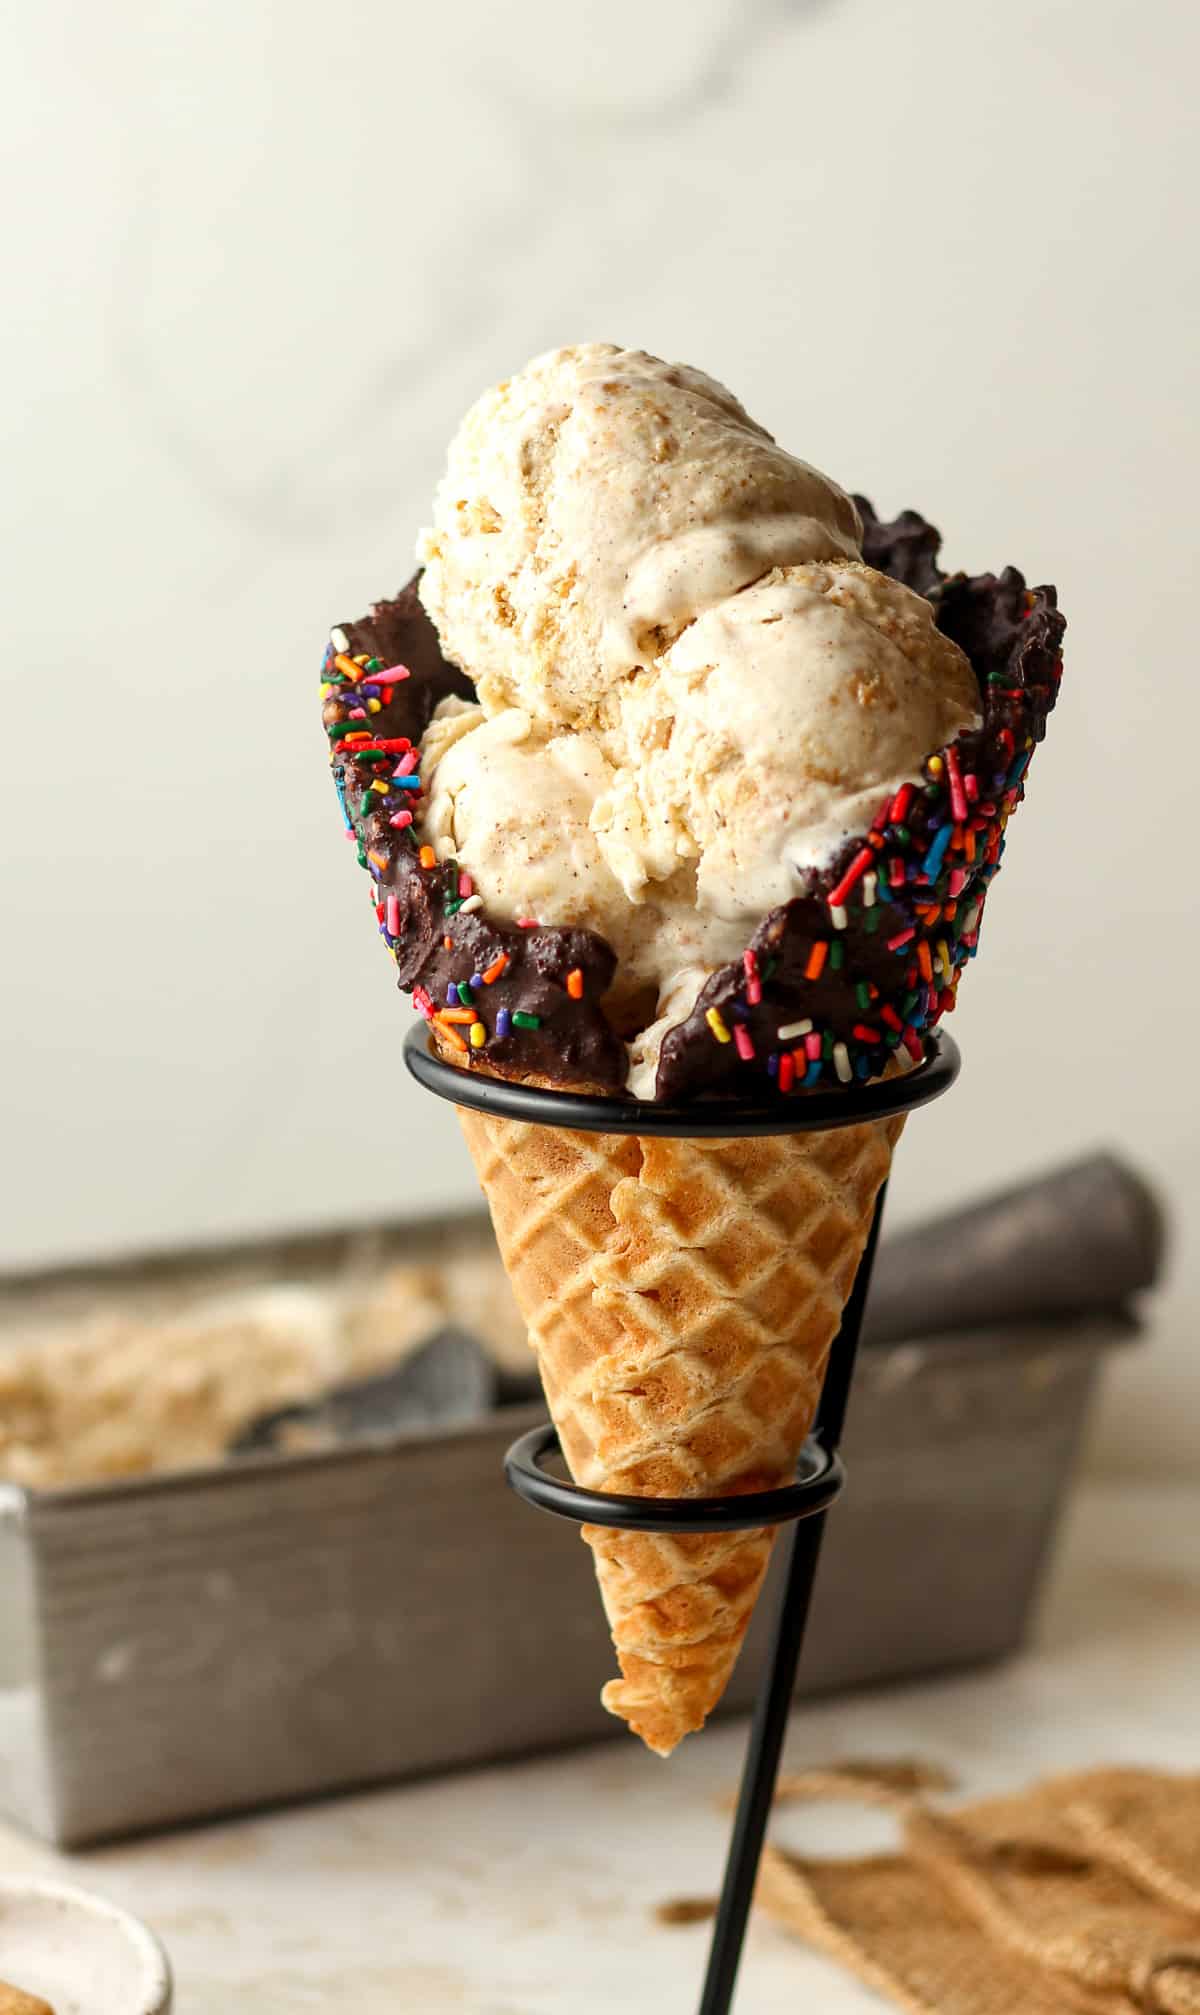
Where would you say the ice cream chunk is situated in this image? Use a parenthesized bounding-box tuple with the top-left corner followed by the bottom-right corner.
(417, 344, 861, 728)
(591, 561, 982, 919)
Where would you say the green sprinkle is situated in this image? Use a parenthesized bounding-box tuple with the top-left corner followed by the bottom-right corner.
(512, 1011, 541, 1031)
(327, 720, 362, 741)
(901, 990, 919, 1017)
(444, 899, 463, 916)
(892, 824, 911, 845)
(355, 846, 367, 868)
(830, 942, 844, 971)
(365, 657, 383, 672)
(763, 957, 778, 980)
(885, 1029, 902, 1047)
(821, 1030, 834, 1060)
(855, 981, 872, 1011)
(457, 982, 475, 1007)
(864, 908, 881, 934)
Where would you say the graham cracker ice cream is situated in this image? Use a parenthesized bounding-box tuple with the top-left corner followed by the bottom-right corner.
(319, 343, 1061, 1101)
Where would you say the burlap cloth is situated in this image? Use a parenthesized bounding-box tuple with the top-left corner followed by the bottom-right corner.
(708, 1763, 1200, 2012)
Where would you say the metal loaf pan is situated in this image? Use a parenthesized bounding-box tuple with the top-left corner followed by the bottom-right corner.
(0, 1190, 1134, 1844)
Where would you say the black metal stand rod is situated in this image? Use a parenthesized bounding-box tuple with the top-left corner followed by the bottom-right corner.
(696, 1182, 890, 2015)
(697, 1513, 828, 2015)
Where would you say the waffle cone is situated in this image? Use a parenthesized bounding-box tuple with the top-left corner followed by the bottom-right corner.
(457, 1097, 903, 1756)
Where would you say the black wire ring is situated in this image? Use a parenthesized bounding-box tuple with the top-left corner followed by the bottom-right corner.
(403, 1022, 960, 1137)
(504, 1423, 845, 1534)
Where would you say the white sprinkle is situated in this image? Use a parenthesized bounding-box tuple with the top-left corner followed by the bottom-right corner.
(830, 904, 848, 931)
(777, 1019, 813, 1041)
(458, 894, 483, 914)
(833, 1042, 851, 1084)
(330, 627, 349, 653)
(862, 872, 877, 908)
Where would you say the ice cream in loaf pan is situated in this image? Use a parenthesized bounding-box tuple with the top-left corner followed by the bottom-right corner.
(320, 345, 1063, 1101)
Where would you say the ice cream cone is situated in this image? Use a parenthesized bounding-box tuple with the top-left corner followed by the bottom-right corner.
(457, 1099, 903, 1754)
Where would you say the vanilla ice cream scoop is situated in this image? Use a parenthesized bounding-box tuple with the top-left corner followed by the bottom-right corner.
(417, 344, 861, 728)
(592, 560, 981, 920)
(421, 697, 748, 1023)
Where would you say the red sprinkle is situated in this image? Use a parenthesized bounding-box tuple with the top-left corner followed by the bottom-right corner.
(804, 941, 828, 981)
(827, 846, 875, 910)
(779, 1052, 796, 1094)
(887, 927, 916, 951)
(889, 783, 914, 824)
(804, 1032, 821, 1061)
(945, 746, 969, 823)
(888, 857, 905, 888)
(853, 1023, 882, 1044)
(746, 976, 762, 1005)
(385, 895, 401, 936)
(733, 1026, 755, 1062)
(901, 1027, 924, 1062)
(880, 1005, 904, 1032)
(458, 872, 474, 898)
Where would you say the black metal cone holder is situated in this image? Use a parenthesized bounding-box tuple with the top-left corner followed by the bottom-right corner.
(404, 1023, 961, 2015)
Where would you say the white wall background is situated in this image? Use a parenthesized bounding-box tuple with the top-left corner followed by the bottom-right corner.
(3, 0, 1197, 1471)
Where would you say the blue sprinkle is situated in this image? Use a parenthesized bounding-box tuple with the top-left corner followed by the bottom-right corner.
(854, 1055, 872, 1080)
(392, 775, 421, 790)
(496, 1008, 512, 1039)
(335, 779, 350, 830)
(802, 1061, 822, 1088)
(469, 973, 484, 990)
(445, 984, 457, 1005)
(766, 1052, 779, 1077)
(1007, 751, 1032, 785)
(923, 822, 954, 882)
(730, 1000, 751, 1021)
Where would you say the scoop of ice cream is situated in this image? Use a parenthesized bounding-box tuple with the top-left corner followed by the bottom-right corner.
(421, 696, 747, 1023)
(417, 343, 861, 728)
(591, 560, 982, 920)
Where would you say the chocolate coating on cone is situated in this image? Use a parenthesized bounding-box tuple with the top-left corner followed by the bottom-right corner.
(322, 509, 1063, 1102)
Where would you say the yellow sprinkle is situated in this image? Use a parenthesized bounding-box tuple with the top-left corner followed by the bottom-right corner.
(370, 779, 388, 794)
(706, 1007, 732, 1045)
(936, 938, 951, 978)
(320, 682, 332, 697)
(927, 755, 945, 776)
(367, 697, 382, 713)
(470, 1021, 486, 1049)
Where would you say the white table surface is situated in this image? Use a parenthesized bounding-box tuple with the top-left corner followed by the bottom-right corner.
(1, 1476, 1196, 2014)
